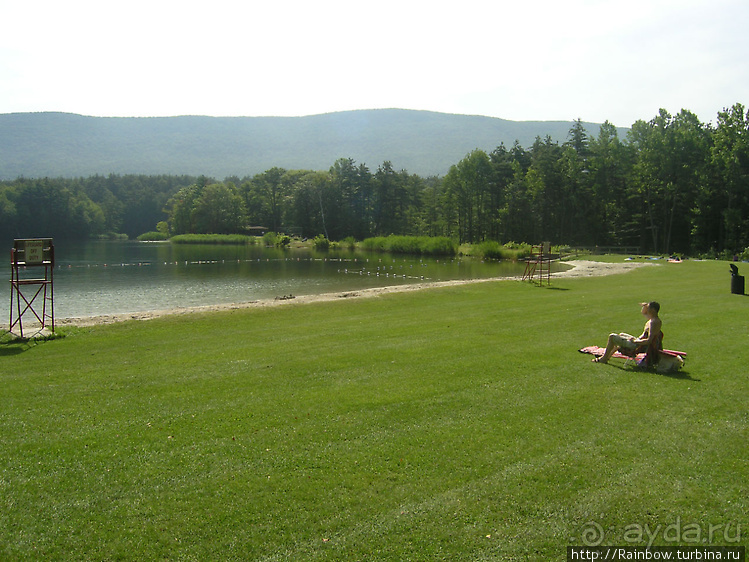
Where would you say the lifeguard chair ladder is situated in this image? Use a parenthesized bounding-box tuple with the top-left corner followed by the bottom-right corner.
(522, 241, 551, 285)
(9, 238, 55, 337)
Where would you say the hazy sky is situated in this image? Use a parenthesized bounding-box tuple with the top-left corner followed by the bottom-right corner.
(1, 0, 746, 127)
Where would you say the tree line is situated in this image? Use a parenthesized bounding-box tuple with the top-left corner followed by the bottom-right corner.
(1, 104, 747, 256)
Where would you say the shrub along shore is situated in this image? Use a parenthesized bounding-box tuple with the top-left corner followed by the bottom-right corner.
(137, 232, 544, 260)
(1, 258, 746, 559)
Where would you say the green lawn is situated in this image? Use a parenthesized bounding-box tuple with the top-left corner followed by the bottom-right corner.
(1, 258, 746, 560)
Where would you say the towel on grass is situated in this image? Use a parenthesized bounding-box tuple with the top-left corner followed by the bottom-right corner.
(579, 346, 686, 372)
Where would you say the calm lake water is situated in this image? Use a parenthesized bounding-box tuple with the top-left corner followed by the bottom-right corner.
(2, 240, 550, 321)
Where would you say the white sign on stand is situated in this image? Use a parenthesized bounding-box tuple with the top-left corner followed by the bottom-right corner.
(24, 240, 45, 264)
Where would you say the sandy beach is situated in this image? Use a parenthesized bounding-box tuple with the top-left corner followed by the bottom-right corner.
(24, 259, 651, 329)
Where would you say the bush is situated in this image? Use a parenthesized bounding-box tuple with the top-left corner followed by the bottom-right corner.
(156, 221, 170, 237)
(360, 237, 387, 252)
(421, 236, 457, 256)
(501, 241, 534, 259)
(313, 234, 330, 251)
(360, 235, 457, 256)
(477, 241, 504, 259)
(137, 231, 169, 241)
(171, 234, 254, 245)
(93, 232, 129, 241)
(472, 241, 539, 260)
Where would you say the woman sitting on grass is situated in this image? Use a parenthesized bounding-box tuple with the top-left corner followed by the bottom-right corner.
(593, 301, 662, 364)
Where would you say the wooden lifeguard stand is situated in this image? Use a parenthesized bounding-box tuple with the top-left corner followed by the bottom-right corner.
(9, 238, 55, 337)
(522, 241, 552, 285)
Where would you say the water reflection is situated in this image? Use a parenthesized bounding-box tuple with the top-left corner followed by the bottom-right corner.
(1, 240, 549, 320)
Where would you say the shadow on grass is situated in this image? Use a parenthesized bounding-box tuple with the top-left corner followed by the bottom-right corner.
(656, 369, 700, 381)
(0, 330, 64, 355)
(527, 284, 570, 291)
(604, 361, 701, 381)
(0, 340, 33, 356)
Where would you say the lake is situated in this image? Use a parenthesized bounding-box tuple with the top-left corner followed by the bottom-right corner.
(2, 240, 548, 321)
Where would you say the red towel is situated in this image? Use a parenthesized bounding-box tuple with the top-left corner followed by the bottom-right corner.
(579, 346, 686, 361)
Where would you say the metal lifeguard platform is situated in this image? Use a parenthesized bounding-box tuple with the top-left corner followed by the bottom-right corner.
(9, 238, 55, 337)
(522, 241, 552, 285)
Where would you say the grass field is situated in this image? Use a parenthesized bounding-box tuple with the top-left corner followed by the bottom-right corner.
(1, 258, 747, 560)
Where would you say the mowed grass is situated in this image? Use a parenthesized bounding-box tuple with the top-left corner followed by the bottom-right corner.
(1, 259, 747, 560)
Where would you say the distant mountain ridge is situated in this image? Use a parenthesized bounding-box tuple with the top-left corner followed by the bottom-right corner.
(0, 109, 624, 180)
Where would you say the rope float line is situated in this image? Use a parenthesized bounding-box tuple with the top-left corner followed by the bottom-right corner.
(7, 256, 478, 284)
(22, 256, 466, 272)
(7, 257, 465, 283)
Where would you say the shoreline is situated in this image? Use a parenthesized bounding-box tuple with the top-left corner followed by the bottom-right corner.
(6, 260, 653, 330)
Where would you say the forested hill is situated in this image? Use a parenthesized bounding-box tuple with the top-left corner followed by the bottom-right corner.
(0, 109, 621, 180)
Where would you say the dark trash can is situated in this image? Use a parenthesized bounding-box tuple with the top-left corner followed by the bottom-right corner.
(731, 274, 745, 295)
(730, 264, 745, 295)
